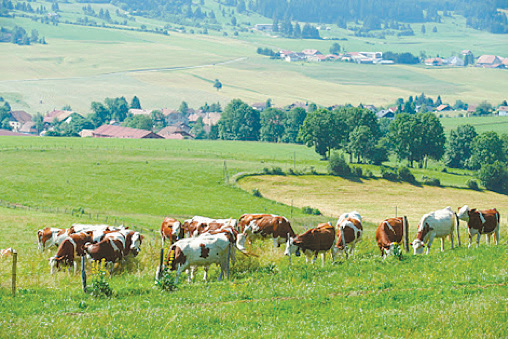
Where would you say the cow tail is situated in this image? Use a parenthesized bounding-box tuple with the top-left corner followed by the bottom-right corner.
(454, 212, 461, 247)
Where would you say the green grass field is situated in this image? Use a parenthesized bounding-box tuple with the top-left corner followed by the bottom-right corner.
(0, 137, 507, 337)
(439, 115, 508, 135)
(1, 3, 507, 114)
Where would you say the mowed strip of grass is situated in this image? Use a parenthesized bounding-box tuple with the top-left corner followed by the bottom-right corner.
(0, 206, 507, 338)
(238, 175, 508, 236)
(439, 116, 508, 135)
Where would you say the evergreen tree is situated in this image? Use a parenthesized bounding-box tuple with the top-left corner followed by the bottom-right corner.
(130, 96, 141, 109)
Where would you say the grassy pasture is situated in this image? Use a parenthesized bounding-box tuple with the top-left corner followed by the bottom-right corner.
(439, 115, 508, 135)
(0, 137, 508, 337)
(1, 9, 508, 113)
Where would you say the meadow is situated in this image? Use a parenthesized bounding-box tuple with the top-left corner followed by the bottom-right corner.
(0, 137, 507, 337)
(1, 4, 508, 114)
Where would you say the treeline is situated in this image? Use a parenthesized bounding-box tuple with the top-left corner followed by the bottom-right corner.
(0, 26, 46, 45)
(271, 19, 320, 39)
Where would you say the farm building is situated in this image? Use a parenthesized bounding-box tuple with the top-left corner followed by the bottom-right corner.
(92, 125, 163, 139)
(0, 129, 33, 136)
(8, 110, 32, 132)
(476, 55, 504, 68)
(498, 106, 508, 116)
(436, 104, 452, 112)
(157, 126, 194, 139)
(43, 110, 77, 124)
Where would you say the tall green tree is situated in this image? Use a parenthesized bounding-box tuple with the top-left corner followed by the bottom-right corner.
(468, 131, 506, 170)
(260, 108, 285, 142)
(282, 107, 307, 143)
(122, 115, 153, 131)
(298, 108, 347, 159)
(445, 124, 477, 168)
(90, 101, 110, 127)
(130, 96, 141, 109)
(218, 99, 260, 141)
(105, 97, 128, 122)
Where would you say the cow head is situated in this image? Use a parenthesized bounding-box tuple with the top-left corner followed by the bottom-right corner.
(457, 205, 470, 222)
(411, 239, 425, 255)
(284, 237, 301, 257)
(172, 222, 182, 241)
(130, 232, 143, 256)
(383, 242, 402, 258)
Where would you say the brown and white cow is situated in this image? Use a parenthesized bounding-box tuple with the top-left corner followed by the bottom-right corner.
(238, 214, 272, 232)
(37, 227, 74, 251)
(84, 233, 125, 265)
(457, 205, 500, 248)
(159, 226, 247, 284)
(160, 217, 183, 246)
(49, 231, 93, 274)
(375, 217, 406, 258)
(284, 222, 335, 265)
(1, 248, 14, 258)
(182, 216, 238, 238)
(333, 211, 363, 260)
(241, 214, 296, 247)
(411, 206, 457, 255)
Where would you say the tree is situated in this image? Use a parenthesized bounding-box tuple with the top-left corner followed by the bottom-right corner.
(151, 110, 165, 129)
(179, 101, 189, 115)
(260, 108, 285, 142)
(282, 107, 306, 143)
(475, 101, 492, 116)
(445, 124, 477, 168)
(105, 97, 128, 122)
(90, 101, 110, 127)
(130, 96, 141, 109)
(191, 117, 207, 139)
(33, 113, 44, 134)
(421, 25, 426, 34)
(122, 115, 153, 130)
(348, 125, 376, 163)
(218, 99, 260, 141)
(468, 132, 506, 169)
(298, 108, 348, 159)
(329, 42, 341, 54)
(419, 113, 445, 168)
(477, 161, 508, 193)
(213, 79, 222, 91)
(293, 23, 301, 38)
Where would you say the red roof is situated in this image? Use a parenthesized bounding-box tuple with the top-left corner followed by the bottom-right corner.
(0, 129, 33, 136)
(43, 110, 74, 123)
(158, 126, 194, 139)
(436, 104, 451, 111)
(92, 125, 163, 139)
(10, 110, 32, 123)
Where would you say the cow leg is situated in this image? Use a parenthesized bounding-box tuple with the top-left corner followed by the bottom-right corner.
(495, 228, 500, 245)
(203, 266, 209, 282)
(331, 247, 337, 263)
(312, 252, 318, 264)
(450, 231, 454, 250)
(440, 238, 445, 252)
(426, 234, 436, 254)
(273, 237, 279, 248)
(476, 233, 481, 247)
(486, 234, 491, 245)
(321, 252, 326, 266)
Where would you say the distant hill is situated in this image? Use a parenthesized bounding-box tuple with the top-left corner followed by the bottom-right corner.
(108, 0, 508, 34)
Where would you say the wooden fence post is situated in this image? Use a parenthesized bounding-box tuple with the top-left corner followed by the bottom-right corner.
(81, 256, 87, 293)
(11, 250, 17, 297)
(287, 233, 291, 266)
(455, 213, 461, 247)
(403, 216, 409, 252)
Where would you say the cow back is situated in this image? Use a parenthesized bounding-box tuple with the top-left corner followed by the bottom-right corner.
(294, 223, 335, 251)
(375, 217, 404, 249)
(468, 208, 500, 234)
(336, 217, 363, 249)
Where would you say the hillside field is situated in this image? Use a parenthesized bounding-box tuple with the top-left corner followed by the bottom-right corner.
(0, 137, 507, 337)
(1, 7, 508, 114)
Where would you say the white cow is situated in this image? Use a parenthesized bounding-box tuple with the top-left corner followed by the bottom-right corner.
(411, 206, 457, 255)
(160, 227, 247, 284)
(332, 211, 363, 259)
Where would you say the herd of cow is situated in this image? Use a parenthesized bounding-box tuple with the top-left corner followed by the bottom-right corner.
(34, 205, 500, 283)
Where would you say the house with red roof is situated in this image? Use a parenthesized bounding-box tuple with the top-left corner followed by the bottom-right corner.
(92, 125, 163, 139)
(8, 110, 32, 132)
(476, 55, 504, 68)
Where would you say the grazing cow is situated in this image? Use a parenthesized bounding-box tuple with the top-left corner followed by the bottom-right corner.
(457, 205, 500, 247)
(182, 216, 238, 238)
(375, 217, 406, 258)
(49, 232, 92, 274)
(84, 233, 125, 265)
(284, 222, 335, 265)
(238, 214, 272, 233)
(241, 214, 296, 247)
(162, 227, 247, 283)
(37, 227, 74, 251)
(120, 229, 143, 257)
(411, 206, 457, 255)
(333, 211, 363, 259)
(160, 217, 183, 246)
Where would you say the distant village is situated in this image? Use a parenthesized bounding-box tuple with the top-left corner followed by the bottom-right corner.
(2, 98, 507, 139)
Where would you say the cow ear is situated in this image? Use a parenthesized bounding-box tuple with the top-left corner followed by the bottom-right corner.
(140, 235, 145, 241)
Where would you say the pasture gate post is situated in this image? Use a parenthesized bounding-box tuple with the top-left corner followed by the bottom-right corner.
(403, 216, 409, 252)
(287, 233, 291, 266)
(159, 248, 164, 274)
(11, 250, 17, 297)
(81, 256, 87, 293)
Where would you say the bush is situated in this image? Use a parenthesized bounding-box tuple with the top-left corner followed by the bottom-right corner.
(89, 259, 113, 298)
(302, 206, 321, 215)
(364, 169, 374, 178)
(352, 166, 363, 177)
(252, 188, 263, 198)
(398, 166, 416, 183)
(328, 153, 351, 176)
(381, 167, 398, 181)
(422, 176, 441, 186)
(466, 179, 479, 190)
(263, 167, 285, 175)
(477, 161, 508, 193)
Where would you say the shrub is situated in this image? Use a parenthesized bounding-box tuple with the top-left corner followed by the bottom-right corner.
(352, 166, 363, 177)
(302, 206, 321, 215)
(364, 169, 374, 178)
(381, 167, 398, 181)
(422, 176, 441, 186)
(89, 259, 113, 298)
(466, 179, 479, 190)
(328, 153, 351, 176)
(263, 167, 285, 175)
(252, 188, 263, 198)
(477, 161, 508, 193)
(398, 166, 415, 183)
(155, 248, 177, 291)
